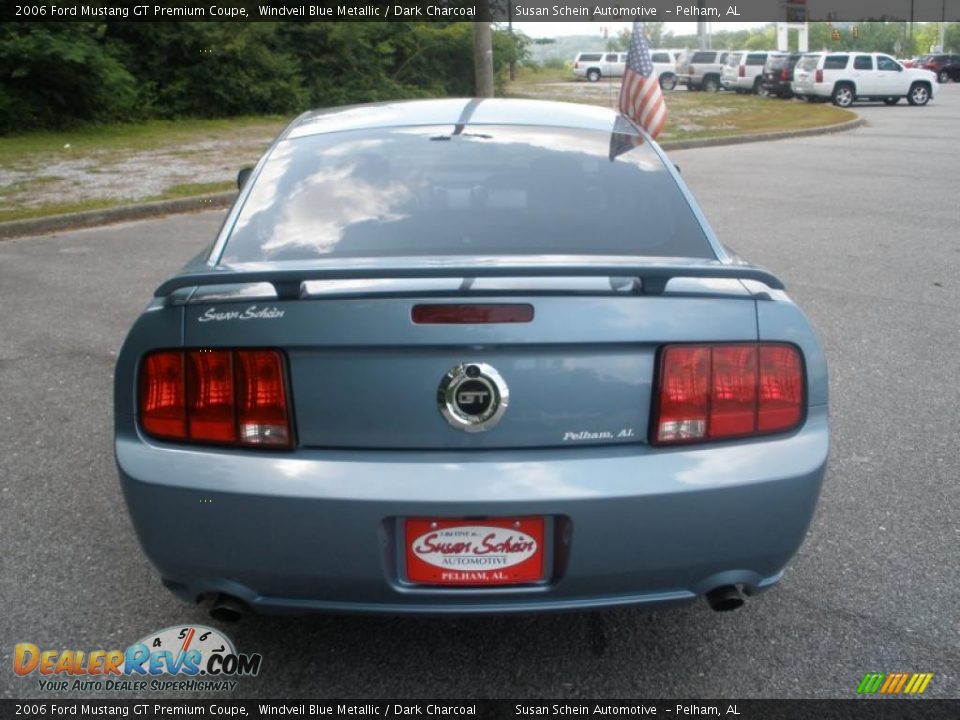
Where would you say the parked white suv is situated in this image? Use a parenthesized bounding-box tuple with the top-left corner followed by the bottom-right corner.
(676, 49, 731, 92)
(721, 51, 779, 94)
(572, 52, 623, 83)
(792, 52, 937, 107)
(650, 49, 682, 90)
(573, 49, 681, 89)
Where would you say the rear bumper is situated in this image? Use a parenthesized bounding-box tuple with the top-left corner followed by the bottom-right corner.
(761, 79, 791, 94)
(791, 82, 826, 97)
(720, 76, 753, 90)
(116, 406, 829, 615)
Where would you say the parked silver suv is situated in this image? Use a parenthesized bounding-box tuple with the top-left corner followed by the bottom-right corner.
(676, 49, 730, 92)
(721, 51, 778, 94)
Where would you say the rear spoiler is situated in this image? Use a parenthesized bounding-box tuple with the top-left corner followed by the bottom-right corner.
(154, 257, 785, 300)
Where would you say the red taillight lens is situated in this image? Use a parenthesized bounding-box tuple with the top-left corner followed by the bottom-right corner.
(187, 350, 236, 443)
(140, 351, 185, 440)
(236, 350, 290, 447)
(655, 346, 710, 443)
(653, 343, 804, 445)
(815, 68, 823, 83)
(781, 67, 790, 81)
(758, 345, 803, 432)
(140, 349, 292, 448)
(739, 65, 745, 77)
(708, 345, 757, 438)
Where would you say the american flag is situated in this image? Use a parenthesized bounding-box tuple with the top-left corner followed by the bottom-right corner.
(618, 22, 668, 139)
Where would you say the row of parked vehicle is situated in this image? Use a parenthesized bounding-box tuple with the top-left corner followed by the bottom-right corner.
(572, 49, 945, 107)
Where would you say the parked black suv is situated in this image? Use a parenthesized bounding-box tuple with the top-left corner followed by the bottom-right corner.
(760, 52, 803, 98)
(915, 54, 960, 83)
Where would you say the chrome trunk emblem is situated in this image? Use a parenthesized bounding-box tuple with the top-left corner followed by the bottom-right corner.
(438, 363, 509, 433)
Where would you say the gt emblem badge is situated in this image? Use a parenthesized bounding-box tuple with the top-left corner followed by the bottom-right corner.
(438, 363, 509, 433)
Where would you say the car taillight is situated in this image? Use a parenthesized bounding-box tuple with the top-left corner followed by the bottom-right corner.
(236, 350, 291, 446)
(815, 68, 823, 83)
(739, 66, 745, 77)
(140, 352, 185, 439)
(140, 349, 292, 448)
(781, 67, 790, 81)
(652, 343, 804, 445)
(187, 350, 236, 443)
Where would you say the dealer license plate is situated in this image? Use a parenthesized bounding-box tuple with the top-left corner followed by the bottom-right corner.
(405, 517, 546, 586)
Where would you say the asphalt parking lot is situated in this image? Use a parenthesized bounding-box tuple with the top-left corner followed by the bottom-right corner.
(2, 86, 958, 700)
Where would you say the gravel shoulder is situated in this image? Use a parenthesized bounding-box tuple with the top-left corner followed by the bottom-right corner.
(0, 117, 285, 222)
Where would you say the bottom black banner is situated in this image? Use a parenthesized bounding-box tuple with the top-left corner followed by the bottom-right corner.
(2, 700, 959, 720)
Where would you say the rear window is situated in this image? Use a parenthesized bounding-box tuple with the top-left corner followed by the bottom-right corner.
(877, 56, 900, 71)
(578, 53, 602, 62)
(824, 55, 849, 70)
(765, 55, 787, 71)
(726, 53, 742, 66)
(798, 55, 820, 71)
(691, 51, 717, 64)
(746, 53, 767, 66)
(221, 125, 714, 264)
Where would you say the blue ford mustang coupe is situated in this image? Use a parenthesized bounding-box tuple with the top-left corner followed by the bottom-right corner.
(115, 99, 828, 619)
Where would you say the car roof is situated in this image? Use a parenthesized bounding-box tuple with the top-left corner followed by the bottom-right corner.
(813, 51, 896, 56)
(285, 99, 632, 141)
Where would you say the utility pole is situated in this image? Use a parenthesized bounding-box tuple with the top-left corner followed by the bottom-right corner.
(508, 2, 515, 81)
(939, 0, 947, 52)
(473, 3, 494, 98)
(909, 0, 914, 44)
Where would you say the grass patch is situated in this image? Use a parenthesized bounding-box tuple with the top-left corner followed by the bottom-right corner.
(0, 116, 287, 167)
(0, 180, 235, 223)
(159, 181, 235, 199)
(0, 175, 63, 194)
(510, 65, 573, 85)
(656, 92, 854, 143)
(0, 197, 127, 223)
(507, 80, 856, 143)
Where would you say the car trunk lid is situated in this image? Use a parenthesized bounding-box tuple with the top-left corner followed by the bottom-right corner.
(182, 280, 758, 450)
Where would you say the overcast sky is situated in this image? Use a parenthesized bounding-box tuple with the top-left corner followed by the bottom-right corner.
(513, 22, 767, 38)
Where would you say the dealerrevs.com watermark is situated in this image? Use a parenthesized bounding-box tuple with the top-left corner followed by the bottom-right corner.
(14, 625, 262, 693)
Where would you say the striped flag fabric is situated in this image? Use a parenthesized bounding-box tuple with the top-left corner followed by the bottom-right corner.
(618, 22, 668, 139)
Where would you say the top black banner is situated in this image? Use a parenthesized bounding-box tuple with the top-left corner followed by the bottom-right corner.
(4, 0, 960, 23)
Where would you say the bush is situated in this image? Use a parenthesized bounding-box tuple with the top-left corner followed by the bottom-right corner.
(0, 21, 531, 134)
(0, 23, 139, 132)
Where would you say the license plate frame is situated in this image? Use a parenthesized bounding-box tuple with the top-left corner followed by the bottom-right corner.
(404, 517, 547, 587)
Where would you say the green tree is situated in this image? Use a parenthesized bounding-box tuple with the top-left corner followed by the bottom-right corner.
(643, 22, 667, 47)
(0, 22, 138, 132)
